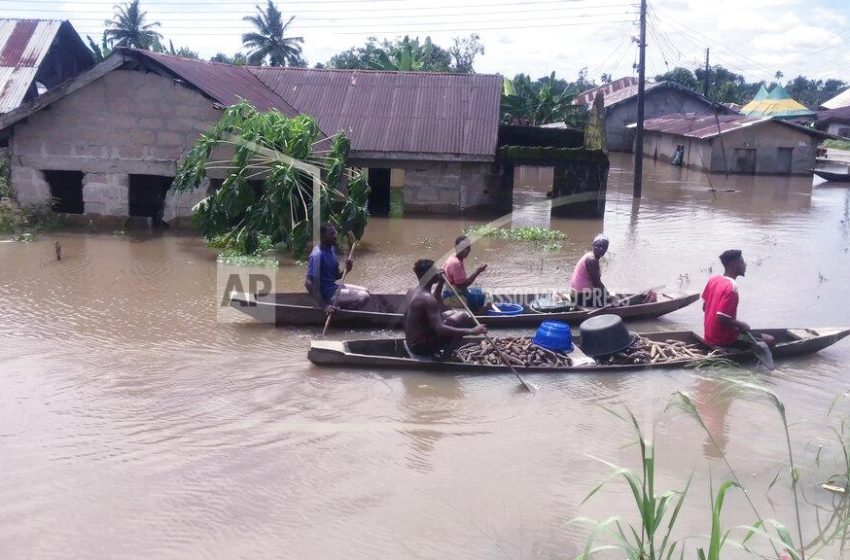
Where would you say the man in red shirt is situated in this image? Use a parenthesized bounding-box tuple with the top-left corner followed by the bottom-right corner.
(702, 249, 774, 347)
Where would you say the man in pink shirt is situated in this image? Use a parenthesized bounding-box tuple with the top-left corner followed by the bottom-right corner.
(569, 234, 612, 307)
(442, 235, 490, 311)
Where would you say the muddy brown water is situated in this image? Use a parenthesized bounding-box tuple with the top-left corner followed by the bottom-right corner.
(2, 153, 850, 558)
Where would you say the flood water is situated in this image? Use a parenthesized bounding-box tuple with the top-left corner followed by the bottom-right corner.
(2, 153, 850, 558)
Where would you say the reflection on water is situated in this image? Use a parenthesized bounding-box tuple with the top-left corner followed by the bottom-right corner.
(2, 154, 850, 558)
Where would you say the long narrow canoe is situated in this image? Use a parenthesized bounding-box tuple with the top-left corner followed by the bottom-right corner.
(229, 291, 700, 328)
(813, 169, 850, 183)
(308, 327, 850, 373)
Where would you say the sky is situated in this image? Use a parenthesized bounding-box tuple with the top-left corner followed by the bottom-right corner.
(7, 0, 850, 84)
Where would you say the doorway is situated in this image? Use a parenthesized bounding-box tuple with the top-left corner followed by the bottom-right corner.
(367, 168, 391, 216)
(43, 170, 84, 214)
(129, 174, 172, 224)
(777, 147, 793, 174)
(734, 148, 757, 174)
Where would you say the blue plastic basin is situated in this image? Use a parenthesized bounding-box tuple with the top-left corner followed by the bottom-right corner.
(486, 302, 524, 316)
(532, 321, 574, 352)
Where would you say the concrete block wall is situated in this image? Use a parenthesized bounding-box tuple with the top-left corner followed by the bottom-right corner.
(9, 69, 221, 219)
(82, 172, 129, 215)
(401, 160, 499, 213)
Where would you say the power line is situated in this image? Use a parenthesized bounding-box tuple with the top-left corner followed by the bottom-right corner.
(73, 18, 637, 36)
(5, 1, 637, 15)
(29, 6, 639, 24)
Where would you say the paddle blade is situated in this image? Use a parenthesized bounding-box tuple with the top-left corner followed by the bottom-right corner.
(749, 334, 775, 370)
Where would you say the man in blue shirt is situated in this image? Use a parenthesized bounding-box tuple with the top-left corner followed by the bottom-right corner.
(305, 223, 370, 311)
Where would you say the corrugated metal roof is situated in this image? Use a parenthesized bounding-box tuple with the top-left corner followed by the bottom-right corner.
(0, 19, 63, 112)
(574, 76, 640, 106)
(635, 113, 768, 139)
(127, 49, 300, 116)
(823, 87, 850, 110)
(635, 112, 829, 140)
(249, 66, 503, 157)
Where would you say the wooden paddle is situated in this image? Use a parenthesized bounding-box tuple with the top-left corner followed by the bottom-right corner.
(322, 232, 357, 337)
(442, 277, 536, 393)
(587, 285, 664, 317)
(748, 332, 775, 370)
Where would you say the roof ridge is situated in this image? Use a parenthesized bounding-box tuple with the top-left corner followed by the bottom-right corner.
(249, 65, 502, 79)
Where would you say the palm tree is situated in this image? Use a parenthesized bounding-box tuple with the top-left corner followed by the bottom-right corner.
(242, 1, 304, 67)
(104, 0, 162, 49)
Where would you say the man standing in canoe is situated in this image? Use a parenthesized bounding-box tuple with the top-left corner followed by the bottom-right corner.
(404, 259, 486, 359)
(702, 249, 775, 347)
(442, 235, 491, 312)
(305, 223, 370, 312)
(569, 234, 612, 307)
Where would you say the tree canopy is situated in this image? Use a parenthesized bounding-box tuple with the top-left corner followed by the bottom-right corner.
(655, 66, 846, 107)
(104, 0, 162, 49)
(326, 34, 483, 73)
(242, 1, 305, 67)
(172, 101, 369, 256)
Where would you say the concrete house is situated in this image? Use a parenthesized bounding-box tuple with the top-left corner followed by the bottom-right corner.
(816, 106, 850, 138)
(0, 48, 509, 223)
(0, 19, 94, 114)
(573, 77, 734, 152)
(634, 113, 831, 175)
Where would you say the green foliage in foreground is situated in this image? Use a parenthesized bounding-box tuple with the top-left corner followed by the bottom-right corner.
(0, 203, 63, 239)
(465, 225, 567, 250)
(824, 139, 850, 151)
(0, 158, 11, 199)
(576, 379, 850, 559)
(172, 101, 369, 257)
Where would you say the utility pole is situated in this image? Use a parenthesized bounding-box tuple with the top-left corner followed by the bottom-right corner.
(633, 0, 647, 199)
(703, 48, 710, 97)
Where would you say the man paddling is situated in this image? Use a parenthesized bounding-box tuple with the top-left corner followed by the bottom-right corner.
(442, 235, 491, 312)
(305, 223, 370, 312)
(404, 259, 486, 359)
(702, 249, 775, 348)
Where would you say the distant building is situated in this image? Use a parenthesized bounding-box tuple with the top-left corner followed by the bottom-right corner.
(821, 88, 850, 110)
(632, 112, 832, 175)
(0, 19, 93, 114)
(816, 107, 850, 138)
(573, 77, 733, 152)
(739, 85, 815, 121)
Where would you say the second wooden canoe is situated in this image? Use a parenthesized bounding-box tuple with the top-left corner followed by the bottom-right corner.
(229, 290, 700, 328)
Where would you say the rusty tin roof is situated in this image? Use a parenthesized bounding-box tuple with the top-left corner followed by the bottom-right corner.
(250, 66, 503, 158)
(0, 19, 63, 112)
(128, 49, 299, 116)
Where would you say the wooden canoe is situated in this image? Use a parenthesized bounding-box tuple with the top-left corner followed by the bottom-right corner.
(813, 169, 850, 183)
(308, 327, 850, 373)
(229, 290, 700, 328)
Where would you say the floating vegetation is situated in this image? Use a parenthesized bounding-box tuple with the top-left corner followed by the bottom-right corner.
(465, 225, 567, 250)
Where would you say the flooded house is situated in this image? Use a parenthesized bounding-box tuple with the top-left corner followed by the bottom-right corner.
(0, 48, 609, 223)
(634, 113, 832, 175)
(0, 19, 94, 115)
(816, 106, 850, 138)
(572, 76, 734, 152)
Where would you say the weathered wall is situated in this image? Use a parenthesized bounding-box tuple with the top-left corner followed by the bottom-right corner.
(641, 122, 818, 175)
(827, 122, 850, 138)
(710, 122, 817, 175)
(643, 131, 713, 172)
(9, 69, 219, 221)
(350, 158, 502, 214)
(608, 89, 720, 152)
